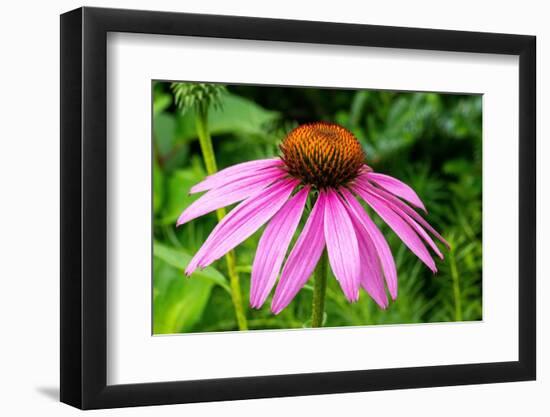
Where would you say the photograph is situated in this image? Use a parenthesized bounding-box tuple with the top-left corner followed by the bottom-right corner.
(152, 81, 483, 334)
(0, 1, 542, 414)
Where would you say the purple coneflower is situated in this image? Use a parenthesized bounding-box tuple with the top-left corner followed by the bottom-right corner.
(178, 122, 447, 315)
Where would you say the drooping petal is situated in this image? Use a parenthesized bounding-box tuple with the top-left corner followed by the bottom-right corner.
(177, 167, 286, 226)
(350, 215, 388, 309)
(271, 193, 326, 314)
(324, 189, 360, 302)
(190, 158, 284, 194)
(357, 178, 449, 249)
(340, 188, 398, 299)
(364, 172, 427, 212)
(250, 186, 310, 308)
(354, 186, 437, 273)
(407, 220, 444, 259)
(356, 182, 444, 259)
(186, 178, 298, 274)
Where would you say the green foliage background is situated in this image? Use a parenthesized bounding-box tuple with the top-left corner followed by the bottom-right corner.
(153, 81, 482, 334)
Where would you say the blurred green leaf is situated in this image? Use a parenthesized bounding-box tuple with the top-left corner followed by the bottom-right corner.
(210, 93, 280, 135)
(153, 241, 232, 334)
(153, 157, 164, 215)
(154, 112, 177, 156)
(175, 93, 280, 143)
(153, 256, 215, 334)
(153, 91, 172, 116)
(157, 163, 205, 225)
(153, 241, 230, 292)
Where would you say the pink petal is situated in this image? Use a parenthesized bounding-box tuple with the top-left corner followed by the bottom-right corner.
(324, 189, 360, 302)
(408, 221, 443, 259)
(340, 188, 398, 299)
(361, 164, 374, 173)
(186, 178, 298, 274)
(177, 168, 286, 226)
(271, 193, 326, 314)
(354, 186, 437, 273)
(357, 181, 444, 259)
(356, 184, 444, 260)
(358, 178, 449, 249)
(190, 158, 284, 194)
(250, 186, 310, 308)
(365, 172, 427, 212)
(350, 215, 388, 309)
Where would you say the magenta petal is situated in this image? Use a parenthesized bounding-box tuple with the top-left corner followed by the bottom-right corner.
(271, 193, 326, 314)
(190, 158, 283, 194)
(177, 168, 286, 226)
(357, 182, 444, 259)
(250, 186, 310, 309)
(357, 178, 449, 249)
(409, 220, 444, 259)
(350, 216, 388, 309)
(185, 178, 298, 274)
(365, 172, 427, 212)
(354, 186, 437, 273)
(340, 188, 398, 299)
(324, 189, 360, 302)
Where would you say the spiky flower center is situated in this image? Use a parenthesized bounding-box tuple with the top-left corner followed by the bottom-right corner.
(280, 122, 365, 188)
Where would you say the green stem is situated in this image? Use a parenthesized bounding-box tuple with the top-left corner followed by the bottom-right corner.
(195, 106, 248, 331)
(195, 106, 219, 173)
(449, 246, 462, 322)
(311, 249, 329, 327)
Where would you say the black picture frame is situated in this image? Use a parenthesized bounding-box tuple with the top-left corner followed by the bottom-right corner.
(60, 6, 536, 410)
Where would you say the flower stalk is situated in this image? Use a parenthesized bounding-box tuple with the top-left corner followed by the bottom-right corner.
(448, 239, 462, 322)
(311, 249, 329, 327)
(195, 104, 248, 331)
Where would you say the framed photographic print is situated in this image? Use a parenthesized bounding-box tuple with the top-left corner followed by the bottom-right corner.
(60, 6, 536, 409)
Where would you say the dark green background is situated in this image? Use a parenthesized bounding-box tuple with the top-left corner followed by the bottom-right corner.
(153, 82, 482, 334)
